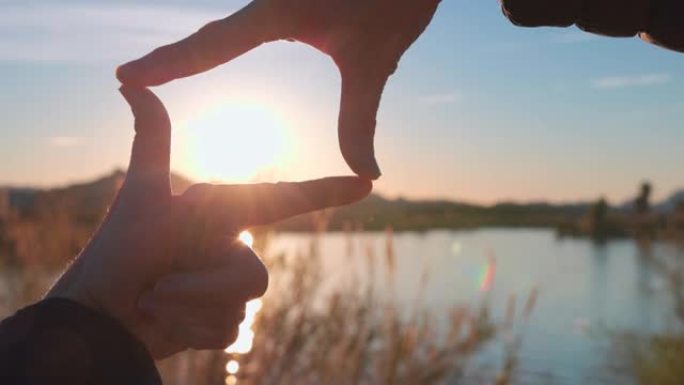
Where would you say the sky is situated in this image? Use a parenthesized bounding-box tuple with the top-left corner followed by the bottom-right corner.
(0, 0, 682, 204)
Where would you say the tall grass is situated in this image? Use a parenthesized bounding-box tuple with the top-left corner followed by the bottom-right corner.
(156, 225, 538, 385)
(608, 241, 684, 385)
(1, 205, 534, 384)
(232, 232, 492, 385)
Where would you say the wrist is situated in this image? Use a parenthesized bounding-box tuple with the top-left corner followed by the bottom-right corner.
(46, 254, 135, 335)
(46, 255, 173, 359)
(46, 258, 103, 312)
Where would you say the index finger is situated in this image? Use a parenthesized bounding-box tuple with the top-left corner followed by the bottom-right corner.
(117, 1, 281, 86)
(181, 176, 372, 228)
(144, 243, 269, 305)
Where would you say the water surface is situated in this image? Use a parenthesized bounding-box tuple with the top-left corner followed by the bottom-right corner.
(267, 229, 683, 384)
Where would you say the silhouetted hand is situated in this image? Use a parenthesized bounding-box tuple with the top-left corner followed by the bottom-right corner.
(116, 0, 443, 180)
(501, 0, 684, 53)
(47, 86, 372, 359)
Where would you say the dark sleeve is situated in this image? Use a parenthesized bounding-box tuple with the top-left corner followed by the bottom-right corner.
(0, 298, 161, 385)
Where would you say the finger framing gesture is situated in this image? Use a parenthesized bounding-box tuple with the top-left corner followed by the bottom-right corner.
(117, 0, 443, 179)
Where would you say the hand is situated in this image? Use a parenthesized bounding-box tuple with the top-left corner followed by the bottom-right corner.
(47, 86, 372, 359)
(501, 0, 684, 53)
(116, 0, 443, 180)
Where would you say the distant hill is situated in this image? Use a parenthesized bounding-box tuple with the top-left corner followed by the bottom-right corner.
(656, 190, 684, 213)
(277, 194, 590, 231)
(1, 171, 681, 232)
(2, 170, 194, 222)
(615, 188, 684, 213)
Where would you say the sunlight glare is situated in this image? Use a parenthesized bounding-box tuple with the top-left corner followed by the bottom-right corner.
(239, 231, 254, 248)
(178, 102, 292, 183)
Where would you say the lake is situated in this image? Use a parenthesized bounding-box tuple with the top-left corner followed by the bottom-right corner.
(266, 229, 684, 385)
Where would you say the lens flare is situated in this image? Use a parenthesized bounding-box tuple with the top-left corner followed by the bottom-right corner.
(479, 257, 496, 292)
(226, 360, 240, 375)
(451, 241, 462, 255)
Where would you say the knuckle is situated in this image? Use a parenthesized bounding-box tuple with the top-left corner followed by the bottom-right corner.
(197, 339, 226, 351)
(219, 326, 240, 348)
(238, 304, 247, 323)
(197, 19, 220, 33)
(233, 246, 269, 298)
(247, 256, 269, 298)
(183, 183, 212, 200)
(188, 328, 237, 351)
(217, 306, 244, 327)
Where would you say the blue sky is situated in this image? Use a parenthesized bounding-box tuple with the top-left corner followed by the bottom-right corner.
(0, 0, 682, 204)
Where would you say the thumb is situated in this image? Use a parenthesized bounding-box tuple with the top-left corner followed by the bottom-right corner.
(338, 68, 388, 180)
(119, 86, 172, 197)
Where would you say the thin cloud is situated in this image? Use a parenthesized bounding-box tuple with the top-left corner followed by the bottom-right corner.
(592, 73, 672, 89)
(0, 4, 225, 62)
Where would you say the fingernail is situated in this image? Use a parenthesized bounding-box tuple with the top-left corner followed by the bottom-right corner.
(365, 159, 382, 180)
(116, 63, 133, 83)
(350, 151, 381, 180)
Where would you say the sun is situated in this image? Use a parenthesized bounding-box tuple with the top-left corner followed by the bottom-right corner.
(175, 101, 292, 183)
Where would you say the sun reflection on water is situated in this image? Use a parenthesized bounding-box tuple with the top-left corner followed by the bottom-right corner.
(226, 298, 262, 355)
(225, 231, 262, 383)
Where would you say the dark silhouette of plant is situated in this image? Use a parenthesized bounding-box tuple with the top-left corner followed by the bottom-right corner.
(635, 182, 652, 214)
